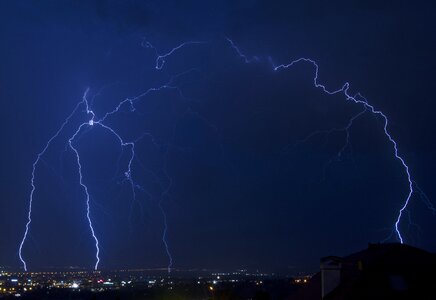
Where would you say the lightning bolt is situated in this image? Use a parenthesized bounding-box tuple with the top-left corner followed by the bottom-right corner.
(19, 66, 193, 270)
(159, 200, 173, 273)
(68, 122, 100, 270)
(225, 37, 260, 63)
(142, 39, 205, 70)
(18, 88, 96, 271)
(20, 36, 425, 272)
(226, 37, 414, 244)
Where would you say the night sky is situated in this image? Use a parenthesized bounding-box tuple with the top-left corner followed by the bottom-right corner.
(1, 1, 435, 273)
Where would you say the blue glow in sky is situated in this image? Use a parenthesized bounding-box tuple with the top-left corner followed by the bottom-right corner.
(1, 0, 435, 273)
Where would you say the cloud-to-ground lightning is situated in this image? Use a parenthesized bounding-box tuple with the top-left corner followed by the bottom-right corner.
(20, 35, 430, 272)
(225, 37, 415, 244)
(19, 88, 104, 271)
(19, 100, 85, 272)
(68, 122, 100, 270)
(18, 63, 194, 271)
(159, 200, 173, 273)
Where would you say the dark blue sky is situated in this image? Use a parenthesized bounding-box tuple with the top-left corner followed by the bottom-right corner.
(0, 0, 435, 273)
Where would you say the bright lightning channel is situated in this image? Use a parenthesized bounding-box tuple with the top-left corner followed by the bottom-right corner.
(225, 37, 413, 244)
(18, 99, 85, 272)
(19, 36, 423, 273)
(19, 66, 192, 271)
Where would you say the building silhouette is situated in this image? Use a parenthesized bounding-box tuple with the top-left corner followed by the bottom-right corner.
(291, 243, 436, 300)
